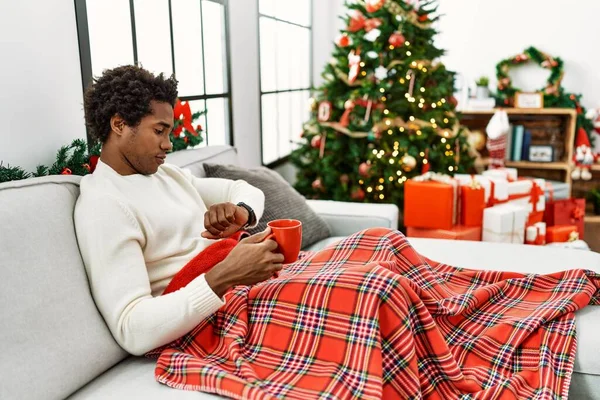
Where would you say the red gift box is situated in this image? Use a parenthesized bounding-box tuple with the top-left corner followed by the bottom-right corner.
(407, 225, 482, 241)
(460, 184, 485, 227)
(546, 225, 579, 243)
(404, 175, 457, 230)
(544, 198, 585, 239)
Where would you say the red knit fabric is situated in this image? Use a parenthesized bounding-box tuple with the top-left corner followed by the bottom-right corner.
(163, 231, 248, 295)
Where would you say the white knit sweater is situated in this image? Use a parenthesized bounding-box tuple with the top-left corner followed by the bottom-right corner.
(74, 159, 264, 355)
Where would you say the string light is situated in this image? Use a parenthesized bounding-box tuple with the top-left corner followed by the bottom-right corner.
(416, 130, 422, 135)
(398, 178, 402, 184)
(387, 129, 393, 135)
(423, 159, 428, 164)
(432, 123, 437, 128)
(405, 41, 411, 46)
(422, 67, 427, 72)
(396, 170, 402, 176)
(389, 176, 394, 182)
(389, 45, 395, 50)
(411, 61, 417, 67)
(443, 118, 449, 123)
(372, 149, 377, 155)
(378, 185, 384, 190)
(430, 118, 436, 123)
(385, 119, 391, 126)
(420, 98, 425, 103)
(399, 78, 405, 84)
(389, 159, 395, 164)
(448, 166, 454, 172)
(379, 88, 385, 93)
(446, 144, 451, 149)
(361, 71, 367, 76)
(394, 141, 399, 147)
(418, 63, 423, 69)
(405, 93, 410, 98)
(441, 99, 446, 103)
(360, 62, 365, 67)
(431, 103, 437, 108)
(420, 87, 426, 92)
(399, 127, 405, 132)
(367, 187, 373, 193)
(437, 101, 443, 106)
(420, 151, 425, 157)
(381, 96, 387, 102)
(418, 104, 423, 108)
(406, 51, 412, 56)
(393, 150, 399, 157)
(379, 194, 385, 200)
(379, 178, 384, 183)
(384, 109, 390, 115)
(409, 116, 415, 121)
(359, 180, 364, 184)
(441, 138, 447, 143)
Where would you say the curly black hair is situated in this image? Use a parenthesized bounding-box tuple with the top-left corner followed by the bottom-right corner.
(84, 65, 178, 143)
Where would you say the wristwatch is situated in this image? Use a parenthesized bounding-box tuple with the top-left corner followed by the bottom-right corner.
(236, 202, 256, 228)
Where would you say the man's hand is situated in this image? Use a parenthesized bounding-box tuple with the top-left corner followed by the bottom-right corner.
(205, 228, 284, 297)
(201, 202, 250, 239)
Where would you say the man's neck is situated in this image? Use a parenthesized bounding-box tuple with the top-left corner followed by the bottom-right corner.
(99, 143, 137, 176)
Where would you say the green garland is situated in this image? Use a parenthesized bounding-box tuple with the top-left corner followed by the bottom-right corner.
(0, 100, 205, 184)
(494, 46, 594, 142)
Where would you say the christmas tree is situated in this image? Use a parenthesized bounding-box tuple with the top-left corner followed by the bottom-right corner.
(290, 0, 474, 205)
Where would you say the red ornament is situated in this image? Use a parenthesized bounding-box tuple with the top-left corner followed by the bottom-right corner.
(364, 18, 382, 32)
(82, 163, 91, 172)
(421, 149, 430, 174)
(358, 162, 371, 177)
(448, 96, 458, 108)
(173, 99, 195, 137)
(184, 137, 189, 144)
(388, 32, 405, 47)
(348, 50, 361, 83)
(318, 101, 332, 122)
(340, 174, 350, 184)
(351, 187, 366, 201)
(196, 124, 203, 132)
(418, 14, 428, 22)
(336, 33, 352, 48)
(347, 10, 366, 32)
(365, 0, 385, 13)
(311, 135, 322, 149)
(61, 167, 72, 175)
(89, 155, 99, 173)
(312, 178, 323, 190)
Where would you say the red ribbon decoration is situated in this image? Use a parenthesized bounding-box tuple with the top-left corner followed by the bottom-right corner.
(529, 182, 543, 212)
(339, 98, 380, 127)
(571, 206, 584, 221)
(173, 99, 198, 137)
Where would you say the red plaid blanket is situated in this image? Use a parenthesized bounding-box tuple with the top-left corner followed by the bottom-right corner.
(149, 228, 599, 399)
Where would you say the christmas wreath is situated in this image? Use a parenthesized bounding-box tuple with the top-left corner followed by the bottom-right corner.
(495, 46, 563, 106)
(494, 46, 594, 144)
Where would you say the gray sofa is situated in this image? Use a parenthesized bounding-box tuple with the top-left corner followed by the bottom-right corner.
(1, 145, 598, 399)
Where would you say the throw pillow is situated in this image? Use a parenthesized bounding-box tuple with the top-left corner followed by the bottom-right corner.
(202, 163, 331, 249)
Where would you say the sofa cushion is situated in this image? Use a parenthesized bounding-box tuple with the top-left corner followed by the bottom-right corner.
(0, 176, 127, 400)
(203, 163, 331, 249)
(68, 357, 222, 399)
(166, 145, 239, 178)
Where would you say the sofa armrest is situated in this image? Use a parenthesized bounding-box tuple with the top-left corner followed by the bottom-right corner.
(306, 200, 399, 237)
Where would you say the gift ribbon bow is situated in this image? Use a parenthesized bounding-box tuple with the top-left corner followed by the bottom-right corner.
(571, 207, 584, 222)
(568, 231, 580, 242)
(173, 99, 198, 137)
(529, 182, 543, 212)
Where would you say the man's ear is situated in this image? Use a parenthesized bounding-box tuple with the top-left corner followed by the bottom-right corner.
(110, 114, 126, 137)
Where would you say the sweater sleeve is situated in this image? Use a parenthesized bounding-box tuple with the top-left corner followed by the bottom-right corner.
(74, 193, 224, 356)
(188, 175, 265, 227)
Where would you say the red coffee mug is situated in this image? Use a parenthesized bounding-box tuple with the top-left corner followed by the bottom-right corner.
(267, 219, 302, 264)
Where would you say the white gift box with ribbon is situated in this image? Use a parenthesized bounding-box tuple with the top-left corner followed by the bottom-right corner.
(506, 178, 545, 214)
(454, 174, 509, 205)
(483, 167, 518, 182)
(482, 203, 528, 244)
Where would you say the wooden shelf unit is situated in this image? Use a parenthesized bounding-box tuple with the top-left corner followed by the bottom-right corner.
(459, 108, 577, 193)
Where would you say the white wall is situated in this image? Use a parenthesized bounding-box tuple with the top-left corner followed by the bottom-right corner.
(436, 0, 600, 109)
(0, 0, 85, 171)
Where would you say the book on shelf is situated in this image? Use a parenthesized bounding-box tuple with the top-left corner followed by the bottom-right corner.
(505, 123, 513, 161)
(521, 129, 532, 161)
(512, 125, 524, 161)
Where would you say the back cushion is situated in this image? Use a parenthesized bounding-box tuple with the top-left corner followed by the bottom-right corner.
(0, 177, 126, 400)
(166, 145, 240, 177)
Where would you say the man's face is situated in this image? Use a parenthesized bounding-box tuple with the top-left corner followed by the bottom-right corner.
(120, 100, 174, 175)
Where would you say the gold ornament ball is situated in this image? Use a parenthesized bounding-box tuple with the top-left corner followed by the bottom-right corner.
(308, 97, 318, 111)
(467, 130, 486, 151)
(401, 154, 417, 171)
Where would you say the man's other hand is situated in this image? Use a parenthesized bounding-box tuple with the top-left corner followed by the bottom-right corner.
(201, 202, 250, 239)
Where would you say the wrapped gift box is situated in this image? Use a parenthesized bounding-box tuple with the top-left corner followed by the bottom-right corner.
(407, 225, 482, 241)
(506, 178, 545, 224)
(404, 174, 458, 230)
(454, 174, 509, 206)
(529, 179, 570, 202)
(483, 167, 518, 182)
(460, 184, 485, 226)
(544, 198, 585, 239)
(525, 222, 546, 245)
(482, 203, 528, 244)
(546, 225, 579, 243)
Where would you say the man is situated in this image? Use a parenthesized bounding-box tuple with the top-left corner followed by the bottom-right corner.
(75, 65, 284, 355)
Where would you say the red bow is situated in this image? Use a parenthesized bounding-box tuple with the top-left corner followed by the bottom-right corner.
(529, 182, 543, 212)
(571, 207, 584, 221)
(173, 99, 197, 137)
